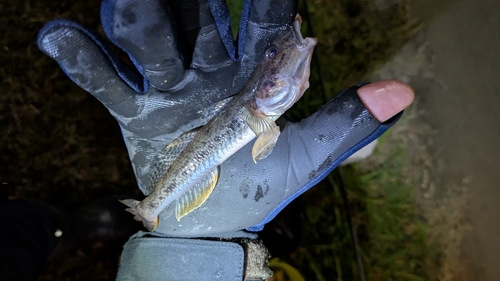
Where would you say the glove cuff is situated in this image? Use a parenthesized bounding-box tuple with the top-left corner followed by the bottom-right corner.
(117, 231, 272, 281)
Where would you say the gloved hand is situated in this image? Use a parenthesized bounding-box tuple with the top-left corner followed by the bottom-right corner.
(38, 0, 412, 280)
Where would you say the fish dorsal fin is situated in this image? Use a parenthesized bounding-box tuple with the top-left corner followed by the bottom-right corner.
(175, 166, 220, 221)
(240, 106, 281, 163)
(146, 128, 199, 193)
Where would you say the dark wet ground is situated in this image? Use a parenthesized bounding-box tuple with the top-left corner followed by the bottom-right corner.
(375, 0, 500, 279)
(413, 1, 500, 279)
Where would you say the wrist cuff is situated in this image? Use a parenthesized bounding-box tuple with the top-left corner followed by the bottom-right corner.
(117, 232, 271, 281)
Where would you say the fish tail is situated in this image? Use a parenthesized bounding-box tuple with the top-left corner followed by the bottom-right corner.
(119, 199, 158, 232)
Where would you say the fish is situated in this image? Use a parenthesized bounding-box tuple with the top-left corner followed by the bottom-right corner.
(120, 15, 317, 231)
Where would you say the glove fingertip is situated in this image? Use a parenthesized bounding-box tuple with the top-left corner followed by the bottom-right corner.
(38, 18, 149, 95)
(37, 19, 79, 58)
(37, 20, 99, 88)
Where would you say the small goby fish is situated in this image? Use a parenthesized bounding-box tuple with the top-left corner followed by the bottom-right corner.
(121, 15, 317, 231)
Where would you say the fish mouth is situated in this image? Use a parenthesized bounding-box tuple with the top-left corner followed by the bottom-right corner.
(292, 14, 304, 43)
(292, 14, 317, 49)
(291, 14, 317, 81)
(257, 15, 317, 115)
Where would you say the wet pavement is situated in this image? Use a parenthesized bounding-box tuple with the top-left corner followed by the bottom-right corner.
(374, 0, 500, 279)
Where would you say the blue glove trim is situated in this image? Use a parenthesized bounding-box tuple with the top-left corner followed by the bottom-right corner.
(246, 108, 403, 232)
(208, 0, 252, 62)
(37, 19, 149, 94)
(237, 0, 252, 60)
(101, 0, 150, 93)
(208, 0, 238, 62)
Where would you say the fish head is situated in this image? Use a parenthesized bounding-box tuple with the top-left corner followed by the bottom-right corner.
(255, 15, 317, 117)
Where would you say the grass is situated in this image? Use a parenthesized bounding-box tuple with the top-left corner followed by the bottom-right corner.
(0, 0, 447, 280)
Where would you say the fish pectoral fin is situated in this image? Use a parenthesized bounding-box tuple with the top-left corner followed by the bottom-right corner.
(175, 166, 220, 221)
(241, 105, 277, 136)
(252, 125, 280, 163)
(241, 105, 281, 162)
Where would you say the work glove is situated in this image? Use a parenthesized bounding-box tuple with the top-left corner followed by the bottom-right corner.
(38, 0, 402, 280)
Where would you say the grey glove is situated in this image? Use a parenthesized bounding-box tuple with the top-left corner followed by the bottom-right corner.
(38, 0, 402, 279)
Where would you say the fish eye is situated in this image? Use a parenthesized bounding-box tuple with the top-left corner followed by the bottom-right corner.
(265, 45, 278, 58)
